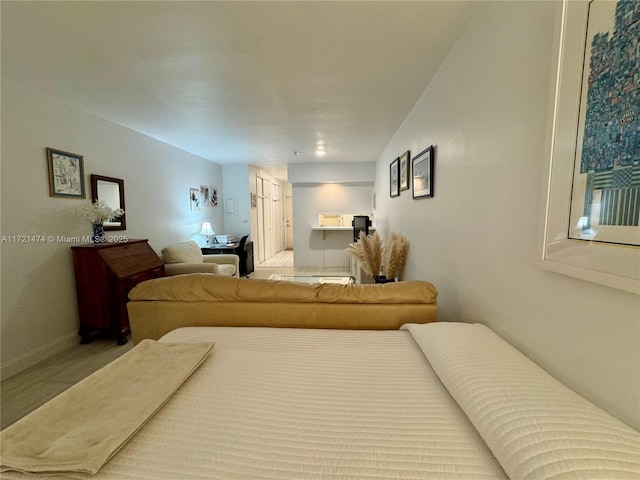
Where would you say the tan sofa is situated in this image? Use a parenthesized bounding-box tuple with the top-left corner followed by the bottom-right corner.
(161, 240, 239, 277)
(128, 274, 438, 343)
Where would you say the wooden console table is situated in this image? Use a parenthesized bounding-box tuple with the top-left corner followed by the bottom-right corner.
(71, 239, 164, 345)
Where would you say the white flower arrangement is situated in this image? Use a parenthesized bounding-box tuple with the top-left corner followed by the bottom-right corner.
(74, 200, 124, 224)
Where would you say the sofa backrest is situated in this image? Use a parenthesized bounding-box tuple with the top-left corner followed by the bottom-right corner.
(128, 274, 438, 343)
(129, 273, 437, 304)
(161, 241, 204, 264)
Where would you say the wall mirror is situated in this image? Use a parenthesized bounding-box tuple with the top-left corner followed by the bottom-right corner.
(90, 174, 126, 231)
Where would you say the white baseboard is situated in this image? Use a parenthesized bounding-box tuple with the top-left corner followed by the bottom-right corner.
(1, 332, 79, 380)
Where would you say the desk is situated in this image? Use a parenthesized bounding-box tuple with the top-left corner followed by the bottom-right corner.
(202, 242, 254, 276)
(71, 239, 164, 344)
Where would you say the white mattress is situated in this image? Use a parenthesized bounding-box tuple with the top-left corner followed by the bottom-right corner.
(29, 327, 505, 479)
(5, 324, 638, 479)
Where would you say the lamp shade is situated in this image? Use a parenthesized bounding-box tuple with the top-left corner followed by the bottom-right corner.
(198, 222, 214, 237)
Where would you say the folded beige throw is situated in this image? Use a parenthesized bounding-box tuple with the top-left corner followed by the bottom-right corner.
(1, 339, 214, 475)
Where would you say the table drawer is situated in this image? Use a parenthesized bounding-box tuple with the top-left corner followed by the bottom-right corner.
(119, 266, 164, 292)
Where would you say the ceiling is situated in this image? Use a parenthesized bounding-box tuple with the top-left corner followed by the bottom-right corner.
(1, 1, 477, 181)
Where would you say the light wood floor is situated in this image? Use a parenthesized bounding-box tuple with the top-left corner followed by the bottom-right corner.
(1, 251, 349, 429)
(1, 338, 134, 429)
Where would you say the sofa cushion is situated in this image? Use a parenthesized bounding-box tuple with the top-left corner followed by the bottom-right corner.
(217, 264, 236, 276)
(161, 241, 203, 264)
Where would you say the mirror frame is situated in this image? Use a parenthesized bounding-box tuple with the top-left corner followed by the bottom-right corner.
(90, 174, 126, 231)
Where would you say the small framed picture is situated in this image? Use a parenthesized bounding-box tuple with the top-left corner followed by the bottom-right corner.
(189, 187, 201, 211)
(399, 150, 410, 191)
(199, 185, 219, 207)
(225, 198, 238, 215)
(46, 148, 85, 198)
(390, 157, 400, 197)
(200, 185, 212, 207)
(412, 146, 434, 199)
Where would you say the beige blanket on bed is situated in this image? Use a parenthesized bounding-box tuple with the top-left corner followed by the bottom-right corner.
(0, 339, 214, 475)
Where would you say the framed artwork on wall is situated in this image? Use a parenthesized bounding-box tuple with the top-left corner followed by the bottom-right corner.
(541, 0, 639, 294)
(200, 185, 219, 207)
(225, 198, 238, 215)
(46, 148, 85, 198)
(390, 157, 400, 198)
(412, 146, 434, 199)
(567, 0, 638, 248)
(189, 187, 201, 211)
(200, 185, 212, 207)
(399, 150, 410, 191)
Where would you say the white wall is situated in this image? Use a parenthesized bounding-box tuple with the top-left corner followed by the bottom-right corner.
(374, 1, 639, 430)
(289, 162, 375, 267)
(221, 163, 251, 239)
(293, 183, 373, 267)
(288, 162, 375, 185)
(1, 79, 225, 377)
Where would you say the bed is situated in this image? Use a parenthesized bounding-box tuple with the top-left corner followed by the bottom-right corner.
(2, 322, 639, 479)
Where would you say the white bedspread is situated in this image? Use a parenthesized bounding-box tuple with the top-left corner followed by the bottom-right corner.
(1, 327, 506, 479)
(5, 323, 637, 479)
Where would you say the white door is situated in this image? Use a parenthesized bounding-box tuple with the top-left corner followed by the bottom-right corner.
(285, 195, 293, 250)
(256, 192, 265, 263)
(261, 197, 272, 259)
(256, 176, 271, 263)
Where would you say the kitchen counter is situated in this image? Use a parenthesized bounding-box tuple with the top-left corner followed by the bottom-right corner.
(311, 226, 376, 231)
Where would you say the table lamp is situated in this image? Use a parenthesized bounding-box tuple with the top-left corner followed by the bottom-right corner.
(199, 222, 215, 246)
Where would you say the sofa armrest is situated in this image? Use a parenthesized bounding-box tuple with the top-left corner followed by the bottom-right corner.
(164, 263, 220, 276)
(203, 254, 240, 276)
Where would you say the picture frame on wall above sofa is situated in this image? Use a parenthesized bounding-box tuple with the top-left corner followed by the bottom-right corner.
(390, 157, 400, 198)
(399, 150, 410, 191)
(46, 148, 85, 198)
(412, 146, 434, 199)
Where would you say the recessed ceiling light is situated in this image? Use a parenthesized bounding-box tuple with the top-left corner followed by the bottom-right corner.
(293, 150, 300, 156)
(315, 149, 326, 157)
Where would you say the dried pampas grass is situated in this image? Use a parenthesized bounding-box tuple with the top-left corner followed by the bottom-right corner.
(384, 233, 409, 280)
(345, 231, 383, 276)
(345, 231, 409, 279)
